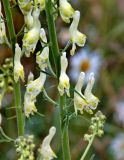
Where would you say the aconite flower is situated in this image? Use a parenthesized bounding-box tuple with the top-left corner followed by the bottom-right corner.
(84, 73, 99, 110)
(22, 8, 41, 57)
(14, 43, 24, 83)
(74, 72, 88, 115)
(59, 0, 74, 23)
(24, 72, 46, 117)
(74, 72, 99, 115)
(36, 28, 49, 70)
(58, 52, 70, 97)
(69, 10, 86, 55)
(39, 126, 57, 160)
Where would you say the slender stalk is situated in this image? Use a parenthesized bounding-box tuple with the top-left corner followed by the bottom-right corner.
(60, 95, 71, 160)
(45, 0, 60, 77)
(45, 1, 71, 159)
(2, 0, 24, 136)
(80, 133, 96, 160)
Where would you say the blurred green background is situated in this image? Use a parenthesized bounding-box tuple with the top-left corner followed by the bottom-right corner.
(0, 0, 124, 159)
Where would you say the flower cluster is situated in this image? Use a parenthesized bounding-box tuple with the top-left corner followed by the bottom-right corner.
(15, 135, 35, 160)
(38, 126, 57, 160)
(84, 111, 106, 141)
(0, 58, 13, 108)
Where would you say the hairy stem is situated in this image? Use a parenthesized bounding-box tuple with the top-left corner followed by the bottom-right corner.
(2, 0, 24, 136)
(80, 133, 96, 160)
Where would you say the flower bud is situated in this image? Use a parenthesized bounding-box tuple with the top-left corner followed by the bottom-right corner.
(59, 0, 74, 23)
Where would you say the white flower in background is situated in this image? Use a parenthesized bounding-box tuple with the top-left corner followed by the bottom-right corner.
(70, 47, 102, 82)
(58, 52, 70, 97)
(24, 72, 46, 117)
(22, 8, 41, 57)
(40, 126, 57, 160)
(69, 10, 86, 55)
(36, 28, 49, 70)
(14, 43, 24, 83)
(18, 0, 33, 15)
(84, 73, 99, 110)
(114, 101, 124, 127)
(59, 0, 74, 23)
(74, 72, 88, 115)
(110, 133, 124, 160)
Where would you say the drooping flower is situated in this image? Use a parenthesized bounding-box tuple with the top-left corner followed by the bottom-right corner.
(36, 28, 49, 70)
(14, 43, 24, 83)
(24, 72, 46, 117)
(58, 52, 70, 96)
(22, 8, 41, 57)
(59, 0, 74, 23)
(74, 72, 88, 115)
(84, 72, 99, 110)
(70, 47, 102, 82)
(69, 10, 86, 55)
(39, 126, 57, 160)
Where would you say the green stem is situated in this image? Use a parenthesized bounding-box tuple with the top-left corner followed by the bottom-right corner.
(45, 0, 60, 78)
(2, 0, 24, 136)
(80, 133, 96, 160)
(45, 1, 71, 159)
(60, 96, 71, 160)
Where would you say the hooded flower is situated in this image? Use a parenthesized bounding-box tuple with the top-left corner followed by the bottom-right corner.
(74, 72, 88, 115)
(35, 0, 45, 11)
(22, 8, 41, 57)
(39, 126, 57, 160)
(24, 72, 46, 117)
(58, 52, 70, 96)
(59, 0, 74, 23)
(84, 73, 99, 110)
(14, 43, 24, 83)
(69, 10, 86, 55)
(36, 28, 49, 70)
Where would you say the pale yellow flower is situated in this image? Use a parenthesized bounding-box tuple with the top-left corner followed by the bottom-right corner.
(14, 43, 24, 83)
(58, 52, 70, 96)
(59, 0, 74, 23)
(40, 126, 57, 160)
(84, 72, 99, 110)
(22, 8, 41, 57)
(69, 11, 86, 55)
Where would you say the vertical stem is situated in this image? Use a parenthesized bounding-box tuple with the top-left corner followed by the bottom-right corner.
(45, 0, 60, 77)
(80, 133, 96, 160)
(2, 0, 24, 136)
(45, 0, 71, 159)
